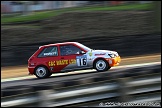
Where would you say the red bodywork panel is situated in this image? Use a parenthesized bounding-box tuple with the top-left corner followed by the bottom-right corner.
(28, 42, 87, 74)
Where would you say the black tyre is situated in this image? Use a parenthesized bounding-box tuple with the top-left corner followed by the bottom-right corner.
(35, 66, 50, 79)
(48, 73, 52, 77)
(94, 59, 110, 72)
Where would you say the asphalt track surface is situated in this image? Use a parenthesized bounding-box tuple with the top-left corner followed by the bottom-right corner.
(1, 61, 160, 88)
(1, 54, 161, 79)
(1, 54, 161, 89)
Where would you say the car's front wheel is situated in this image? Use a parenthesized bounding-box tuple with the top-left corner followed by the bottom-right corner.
(35, 66, 51, 79)
(94, 59, 110, 72)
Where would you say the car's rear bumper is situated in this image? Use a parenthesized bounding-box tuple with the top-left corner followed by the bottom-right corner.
(28, 66, 35, 75)
(106, 56, 121, 67)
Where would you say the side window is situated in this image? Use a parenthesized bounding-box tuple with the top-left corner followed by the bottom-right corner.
(60, 45, 82, 56)
(38, 46, 58, 57)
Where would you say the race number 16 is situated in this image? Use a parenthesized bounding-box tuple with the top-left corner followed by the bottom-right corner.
(77, 58, 87, 66)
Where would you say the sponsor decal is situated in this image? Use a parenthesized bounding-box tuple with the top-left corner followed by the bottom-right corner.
(95, 53, 106, 56)
(44, 52, 57, 56)
(89, 52, 92, 56)
(48, 59, 76, 66)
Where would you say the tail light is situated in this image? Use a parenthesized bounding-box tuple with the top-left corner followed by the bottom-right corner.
(28, 56, 35, 66)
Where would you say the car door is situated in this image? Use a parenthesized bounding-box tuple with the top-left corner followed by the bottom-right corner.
(59, 44, 89, 71)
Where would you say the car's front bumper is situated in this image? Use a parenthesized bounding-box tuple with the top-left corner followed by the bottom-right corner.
(106, 56, 121, 67)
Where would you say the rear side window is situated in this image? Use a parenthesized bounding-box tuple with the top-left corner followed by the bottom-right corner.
(38, 46, 58, 57)
(60, 44, 82, 56)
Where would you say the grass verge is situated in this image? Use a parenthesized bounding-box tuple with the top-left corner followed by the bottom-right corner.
(1, 3, 153, 24)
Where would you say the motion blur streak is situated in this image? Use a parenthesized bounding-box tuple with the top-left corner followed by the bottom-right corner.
(1, 61, 160, 83)
(1, 54, 161, 79)
(1, 63, 161, 107)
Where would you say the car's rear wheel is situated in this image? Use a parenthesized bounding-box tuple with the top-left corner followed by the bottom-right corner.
(94, 59, 110, 72)
(35, 66, 51, 79)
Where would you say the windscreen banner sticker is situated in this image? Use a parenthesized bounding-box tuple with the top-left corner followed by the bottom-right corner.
(76, 55, 87, 66)
(48, 59, 76, 66)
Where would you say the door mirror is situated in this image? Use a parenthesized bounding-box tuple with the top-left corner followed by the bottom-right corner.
(80, 51, 86, 54)
(76, 51, 86, 55)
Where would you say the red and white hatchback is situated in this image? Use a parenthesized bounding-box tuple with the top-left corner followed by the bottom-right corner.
(28, 42, 121, 78)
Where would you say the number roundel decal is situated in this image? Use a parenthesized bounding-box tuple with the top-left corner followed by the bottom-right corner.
(76, 55, 87, 66)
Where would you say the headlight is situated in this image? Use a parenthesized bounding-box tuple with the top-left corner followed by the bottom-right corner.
(108, 54, 115, 58)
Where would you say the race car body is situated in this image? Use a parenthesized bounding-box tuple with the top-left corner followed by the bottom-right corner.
(28, 42, 121, 78)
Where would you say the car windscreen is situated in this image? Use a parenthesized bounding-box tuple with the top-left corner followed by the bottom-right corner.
(75, 42, 92, 51)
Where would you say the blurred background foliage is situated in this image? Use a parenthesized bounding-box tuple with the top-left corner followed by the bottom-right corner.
(1, 1, 161, 66)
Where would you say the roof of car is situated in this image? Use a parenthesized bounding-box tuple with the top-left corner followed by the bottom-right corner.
(40, 42, 79, 48)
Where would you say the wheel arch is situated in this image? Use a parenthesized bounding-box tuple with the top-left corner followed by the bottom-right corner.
(34, 64, 50, 75)
(93, 57, 109, 69)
